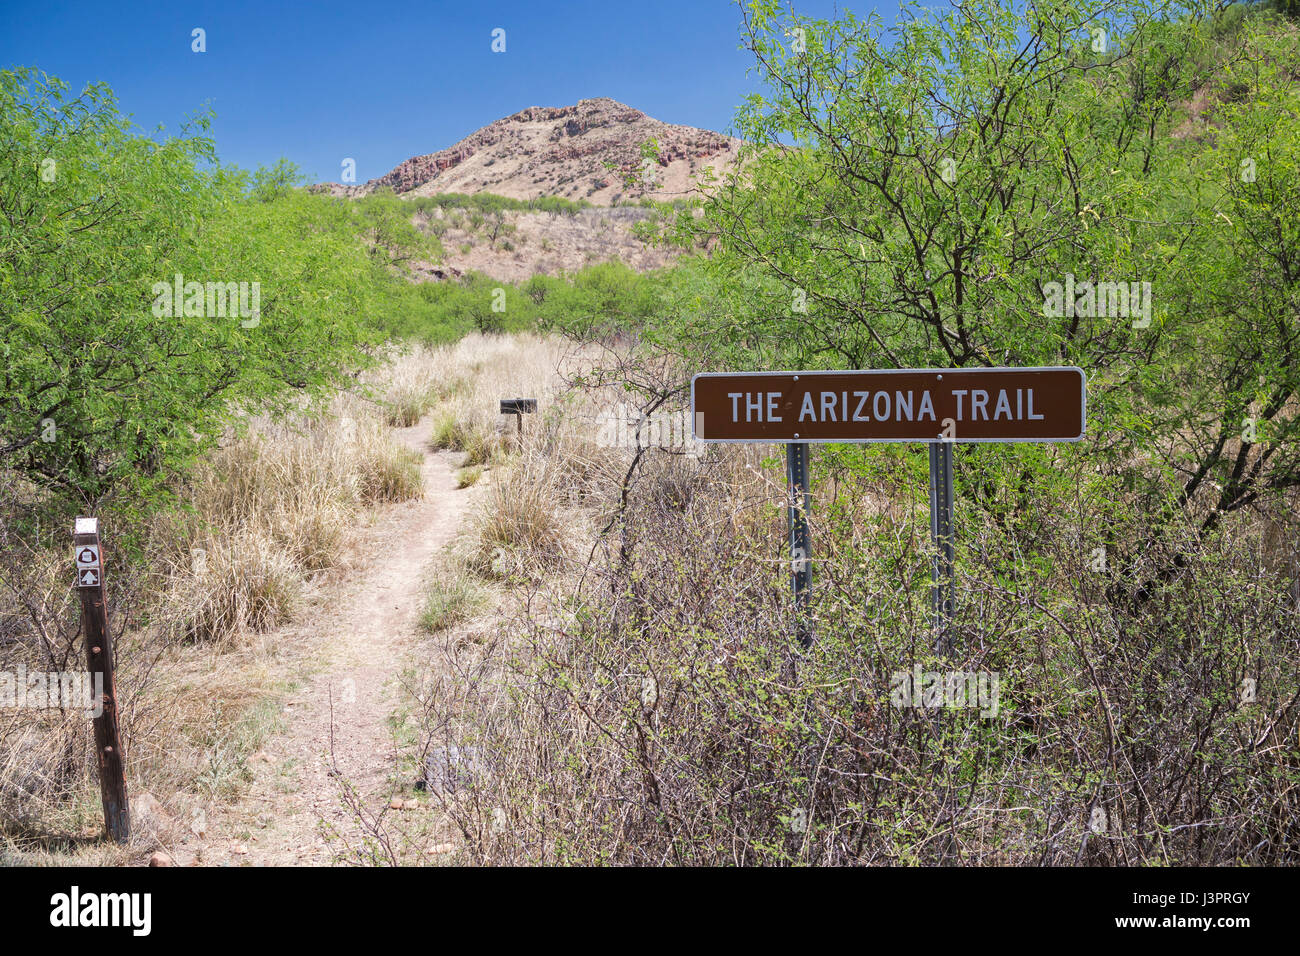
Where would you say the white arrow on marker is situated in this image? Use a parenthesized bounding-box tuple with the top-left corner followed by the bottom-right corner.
(79, 569, 99, 587)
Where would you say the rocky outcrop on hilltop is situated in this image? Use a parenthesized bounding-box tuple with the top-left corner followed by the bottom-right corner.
(313, 97, 740, 206)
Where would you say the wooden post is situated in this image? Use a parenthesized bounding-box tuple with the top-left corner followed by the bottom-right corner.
(499, 398, 537, 448)
(73, 517, 130, 844)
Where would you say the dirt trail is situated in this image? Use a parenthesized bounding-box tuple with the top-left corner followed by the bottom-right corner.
(176, 418, 470, 865)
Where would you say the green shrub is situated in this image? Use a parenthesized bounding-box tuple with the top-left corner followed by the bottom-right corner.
(0, 69, 383, 534)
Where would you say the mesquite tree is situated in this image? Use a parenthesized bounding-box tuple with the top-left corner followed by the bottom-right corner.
(686, 0, 1300, 574)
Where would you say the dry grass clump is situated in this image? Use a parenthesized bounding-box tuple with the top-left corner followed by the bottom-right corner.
(374, 345, 442, 427)
(429, 409, 500, 466)
(384, 390, 435, 428)
(463, 456, 566, 581)
(359, 443, 423, 502)
(159, 532, 303, 643)
(156, 393, 422, 645)
(419, 573, 488, 634)
(460, 429, 498, 468)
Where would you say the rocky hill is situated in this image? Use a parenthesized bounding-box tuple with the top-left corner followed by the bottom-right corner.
(315, 97, 740, 205)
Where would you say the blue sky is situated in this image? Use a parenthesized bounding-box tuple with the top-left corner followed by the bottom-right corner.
(0, 0, 895, 184)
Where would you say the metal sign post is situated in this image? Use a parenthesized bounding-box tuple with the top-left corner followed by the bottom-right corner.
(928, 441, 956, 651)
(787, 442, 813, 649)
(73, 517, 130, 844)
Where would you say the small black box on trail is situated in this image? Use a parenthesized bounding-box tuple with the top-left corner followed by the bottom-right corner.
(499, 398, 537, 415)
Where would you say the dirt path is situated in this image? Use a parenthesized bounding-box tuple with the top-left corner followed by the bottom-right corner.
(176, 418, 471, 865)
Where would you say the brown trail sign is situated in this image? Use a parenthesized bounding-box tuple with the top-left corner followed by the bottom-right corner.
(691, 367, 1085, 443)
(690, 367, 1087, 652)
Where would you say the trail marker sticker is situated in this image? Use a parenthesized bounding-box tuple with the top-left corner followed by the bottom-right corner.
(76, 543, 102, 588)
(692, 367, 1086, 443)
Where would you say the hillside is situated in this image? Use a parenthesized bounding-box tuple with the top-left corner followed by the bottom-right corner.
(407, 202, 677, 284)
(312, 97, 736, 279)
(315, 97, 740, 205)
